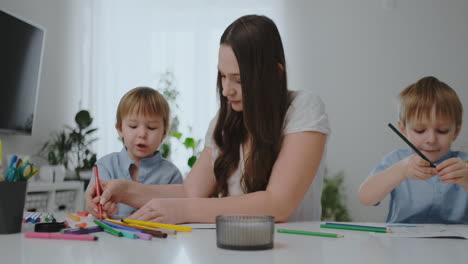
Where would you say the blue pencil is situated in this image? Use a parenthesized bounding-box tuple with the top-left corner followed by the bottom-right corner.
(386, 224, 418, 228)
(101, 220, 141, 233)
(325, 222, 387, 230)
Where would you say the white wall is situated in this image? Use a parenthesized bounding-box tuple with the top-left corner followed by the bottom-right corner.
(0, 0, 91, 165)
(283, 0, 468, 221)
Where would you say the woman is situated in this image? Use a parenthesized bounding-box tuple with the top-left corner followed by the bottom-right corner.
(86, 14, 330, 224)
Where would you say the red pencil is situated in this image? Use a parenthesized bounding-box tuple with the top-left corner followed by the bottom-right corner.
(93, 165, 103, 220)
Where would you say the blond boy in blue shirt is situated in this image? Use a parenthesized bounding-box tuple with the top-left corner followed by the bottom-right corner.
(359, 76, 468, 224)
(86, 87, 182, 217)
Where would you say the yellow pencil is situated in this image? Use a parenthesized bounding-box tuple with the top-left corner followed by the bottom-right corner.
(122, 218, 192, 232)
(127, 223, 177, 235)
(104, 219, 176, 234)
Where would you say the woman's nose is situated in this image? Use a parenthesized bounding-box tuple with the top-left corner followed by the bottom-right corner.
(222, 80, 235, 97)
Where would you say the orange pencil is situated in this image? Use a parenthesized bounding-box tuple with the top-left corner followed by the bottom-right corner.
(66, 213, 81, 222)
(93, 165, 103, 220)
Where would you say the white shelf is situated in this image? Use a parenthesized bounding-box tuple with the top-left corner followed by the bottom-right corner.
(26, 181, 84, 213)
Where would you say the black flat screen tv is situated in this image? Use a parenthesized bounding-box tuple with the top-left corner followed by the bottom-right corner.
(0, 9, 45, 135)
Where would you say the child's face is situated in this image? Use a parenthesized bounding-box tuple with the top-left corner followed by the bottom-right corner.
(117, 112, 166, 162)
(399, 107, 461, 162)
(218, 44, 243, 112)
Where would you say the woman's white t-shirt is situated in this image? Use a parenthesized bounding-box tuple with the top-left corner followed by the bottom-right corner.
(204, 90, 330, 221)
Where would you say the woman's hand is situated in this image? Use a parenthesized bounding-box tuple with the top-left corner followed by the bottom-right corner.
(438, 158, 468, 191)
(86, 179, 127, 218)
(128, 198, 186, 224)
(402, 154, 438, 181)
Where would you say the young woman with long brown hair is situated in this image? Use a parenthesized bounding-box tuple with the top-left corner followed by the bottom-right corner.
(86, 15, 330, 223)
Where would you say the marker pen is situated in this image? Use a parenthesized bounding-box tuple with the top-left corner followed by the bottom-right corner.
(25, 232, 98, 241)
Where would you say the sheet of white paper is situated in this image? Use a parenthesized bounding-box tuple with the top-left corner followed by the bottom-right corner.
(371, 225, 468, 239)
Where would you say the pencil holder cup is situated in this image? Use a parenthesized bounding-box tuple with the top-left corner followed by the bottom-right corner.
(0, 181, 27, 234)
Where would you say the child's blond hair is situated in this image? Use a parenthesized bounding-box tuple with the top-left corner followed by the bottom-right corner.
(116, 87, 170, 137)
(399, 76, 463, 127)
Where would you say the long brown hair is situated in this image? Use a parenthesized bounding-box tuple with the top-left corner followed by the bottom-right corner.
(213, 15, 291, 197)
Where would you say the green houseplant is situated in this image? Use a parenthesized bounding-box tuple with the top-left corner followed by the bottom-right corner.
(41, 110, 98, 180)
(40, 130, 72, 168)
(39, 130, 72, 182)
(157, 71, 202, 169)
(68, 110, 98, 179)
(321, 168, 351, 221)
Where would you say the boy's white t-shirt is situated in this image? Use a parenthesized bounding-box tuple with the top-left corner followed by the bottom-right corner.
(204, 90, 330, 221)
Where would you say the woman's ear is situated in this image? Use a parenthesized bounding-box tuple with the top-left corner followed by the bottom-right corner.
(277, 63, 285, 72)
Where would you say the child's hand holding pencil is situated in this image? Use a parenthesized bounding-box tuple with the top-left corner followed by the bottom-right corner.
(85, 174, 118, 219)
(93, 165, 103, 220)
(401, 154, 439, 181)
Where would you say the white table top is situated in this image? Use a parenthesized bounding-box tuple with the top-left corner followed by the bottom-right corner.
(1, 217, 467, 264)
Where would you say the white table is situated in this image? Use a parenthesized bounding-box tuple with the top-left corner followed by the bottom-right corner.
(0, 219, 467, 264)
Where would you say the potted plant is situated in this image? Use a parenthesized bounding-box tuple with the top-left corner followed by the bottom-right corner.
(39, 130, 72, 182)
(68, 110, 98, 180)
(157, 71, 202, 169)
(40, 110, 98, 181)
(321, 168, 351, 222)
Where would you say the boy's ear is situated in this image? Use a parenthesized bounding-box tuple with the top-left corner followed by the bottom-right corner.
(115, 124, 123, 139)
(397, 120, 407, 136)
(453, 124, 462, 141)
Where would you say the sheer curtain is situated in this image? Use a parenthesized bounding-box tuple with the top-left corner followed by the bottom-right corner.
(86, 0, 285, 174)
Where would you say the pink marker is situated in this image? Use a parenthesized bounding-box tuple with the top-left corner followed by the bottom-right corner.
(24, 232, 98, 241)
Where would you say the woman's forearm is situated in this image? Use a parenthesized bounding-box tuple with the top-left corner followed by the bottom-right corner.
(121, 182, 188, 209)
(178, 190, 291, 224)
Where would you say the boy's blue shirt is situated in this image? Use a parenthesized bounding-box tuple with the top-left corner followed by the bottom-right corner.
(369, 149, 468, 224)
(88, 148, 183, 217)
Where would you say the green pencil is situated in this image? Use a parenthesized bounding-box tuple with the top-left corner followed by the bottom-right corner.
(320, 224, 390, 233)
(277, 228, 343, 238)
(94, 220, 123, 237)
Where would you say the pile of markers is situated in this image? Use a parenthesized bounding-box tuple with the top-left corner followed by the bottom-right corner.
(23, 212, 56, 224)
(1, 155, 37, 182)
(24, 212, 192, 242)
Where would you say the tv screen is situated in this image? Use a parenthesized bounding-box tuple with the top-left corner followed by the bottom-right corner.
(0, 9, 45, 135)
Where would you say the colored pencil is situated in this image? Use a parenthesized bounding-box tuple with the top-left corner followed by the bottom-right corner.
(325, 222, 387, 230)
(122, 218, 191, 232)
(94, 165, 103, 220)
(25, 232, 98, 241)
(94, 220, 123, 237)
(102, 220, 141, 233)
(64, 226, 103, 235)
(320, 224, 390, 233)
(388, 123, 436, 168)
(133, 232, 153, 240)
(121, 230, 137, 239)
(66, 213, 80, 222)
(104, 219, 171, 237)
(277, 229, 343, 238)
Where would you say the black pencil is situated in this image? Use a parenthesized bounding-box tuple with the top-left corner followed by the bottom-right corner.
(388, 123, 436, 168)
